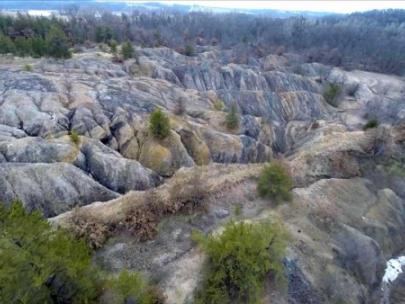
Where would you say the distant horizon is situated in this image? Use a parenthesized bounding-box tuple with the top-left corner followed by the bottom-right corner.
(114, 0, 405, 14)
(3, 0, 405, 14)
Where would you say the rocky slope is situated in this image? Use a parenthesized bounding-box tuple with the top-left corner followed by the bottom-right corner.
(1, 46, 405, 303)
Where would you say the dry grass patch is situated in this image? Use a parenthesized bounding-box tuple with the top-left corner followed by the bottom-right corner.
(118, 167, 209, 241)
(57, 164, 263, 247)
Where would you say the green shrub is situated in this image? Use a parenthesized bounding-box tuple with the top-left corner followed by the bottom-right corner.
(121, 41, 134, 60)
(384, 159, 405, 177)
(362, 118, 379, 130)
(225, 103, 240, 130)
(213, 99, 225, 111)
(69, 130, 80, 145)
(149, 108, 171, 139)
(193, 220, 288, 304)
(108, 39, 118, 54)
(106, 270, 164, 304)
(257, 162, 293, 202)
(323, 83, 342, 107)
(23, 64, 33, 72)
(0, 201, 99, 303)
(184, 43, 195, 56)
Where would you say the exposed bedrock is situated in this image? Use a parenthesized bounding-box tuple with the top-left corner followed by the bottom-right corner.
(0, 46, 404, 219)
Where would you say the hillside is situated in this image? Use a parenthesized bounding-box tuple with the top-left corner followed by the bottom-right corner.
(0, 41, 404, 303)
(1, 5, 405, 304)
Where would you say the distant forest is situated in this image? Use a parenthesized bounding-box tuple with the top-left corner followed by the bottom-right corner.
(1, 9, 405, 74)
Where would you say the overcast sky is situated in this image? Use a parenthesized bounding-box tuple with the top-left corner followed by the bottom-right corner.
(153, 1, 405, 14)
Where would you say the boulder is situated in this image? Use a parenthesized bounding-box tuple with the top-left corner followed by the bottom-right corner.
(0, 136, 80, 164)
(139, 131, 194, 177)
(332, 223, 385, 289)
(289, 126, 376, 186)
(81, 139, 161, 193)
(0, 162, 118, 217)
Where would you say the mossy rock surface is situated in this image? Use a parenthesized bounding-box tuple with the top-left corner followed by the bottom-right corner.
(139, 141, 172, 176)
(178, 128, 210, 165)
(139, 131, 194, 177)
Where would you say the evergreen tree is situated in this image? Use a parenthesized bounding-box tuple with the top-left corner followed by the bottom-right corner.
(95, 26, 113, 43)
(149, 108, 171, 139)
(108, 39, 118, 54)
(225, 103, 240, 130)
(0, 201, 99, 303)
(121, 41, 134, 60)
(14, 37, 32, 57)
(184, 43, 195, 56)
(95, 26, 104, 43)
(257, 162, 293, 202)
(45, 25, 71, 59)
(31, 36, 46, 57)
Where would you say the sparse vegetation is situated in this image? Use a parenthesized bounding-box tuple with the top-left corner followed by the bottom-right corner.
(383, 159, 405, 177)
(117, 169, 207, 240)
(363, 118, 379, 130)
(69, 207, 110, 249)
(225, 103, 240, 130)
(257, 162, 293, 203)
(63, 164, 273, 250)
(169, 167, 208, 212)
(121, 197, 161, 241)
(69, 129, 80, 145)
(149, 108, 171, 139)
(213, 99, 225, 111)
(323, 83, 342, 107)
(184, 43, 195, 56)
(193, 220, 288, 304)
(23, 64, 33, 72)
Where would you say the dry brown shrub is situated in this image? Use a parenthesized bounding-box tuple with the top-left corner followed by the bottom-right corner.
(122, 203, 159, 241)
(68, 167, 211, 244)
(122, 168, 208, 240)
(146, 285, 167, 304)
(118, 185, 178, 241)
(69, 207, 110, 249)
(169, 168, 208, 213)
(147, 188, 168, 216)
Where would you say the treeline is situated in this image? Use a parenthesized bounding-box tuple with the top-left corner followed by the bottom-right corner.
(0, 15, 71, 58)
(1, 9, 405, 74)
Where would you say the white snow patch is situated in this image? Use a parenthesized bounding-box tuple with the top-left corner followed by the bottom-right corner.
(382, 256, 405, 284)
